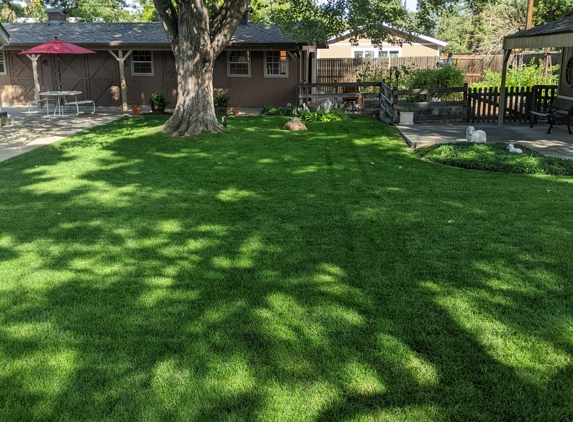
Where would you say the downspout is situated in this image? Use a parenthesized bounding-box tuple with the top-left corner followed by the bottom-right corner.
(498, 48, 512, 127)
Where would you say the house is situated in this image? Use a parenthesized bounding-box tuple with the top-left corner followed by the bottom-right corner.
(0, 10, 307, 108)
(498, 15, 573, 125)
(317, 25, 447, 59)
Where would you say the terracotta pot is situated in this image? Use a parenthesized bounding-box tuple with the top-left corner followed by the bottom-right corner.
(151, 105, 165, 115)
(232, 109, 240, 116)
(132, 107, 141, 116)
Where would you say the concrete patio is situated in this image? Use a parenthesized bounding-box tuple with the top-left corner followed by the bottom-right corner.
(396, 122, 573, 159)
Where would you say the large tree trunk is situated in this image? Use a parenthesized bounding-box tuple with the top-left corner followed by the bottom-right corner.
(163, 29, 218, 135)
(154, 0, 248, 136)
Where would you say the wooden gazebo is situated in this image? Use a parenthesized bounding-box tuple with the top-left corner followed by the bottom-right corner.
(499, 16, 573, 126)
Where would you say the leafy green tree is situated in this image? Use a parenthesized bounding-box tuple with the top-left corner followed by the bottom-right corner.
(43, 0, 131, 21)
(0, 0, 23, 22)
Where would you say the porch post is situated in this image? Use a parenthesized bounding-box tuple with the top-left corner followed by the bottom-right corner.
(25, 54, 42, 101)
(498, 49, 512, 127)
(108, 49, 132, 111)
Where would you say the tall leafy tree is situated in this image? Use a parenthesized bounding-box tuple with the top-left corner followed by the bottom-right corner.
(43, 0, 131, 21)
(152, 0, 407, 135)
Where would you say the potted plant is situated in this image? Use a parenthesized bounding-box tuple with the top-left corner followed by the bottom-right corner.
(149, 91, 168, 115)
(213, 89, 230, 114)
(399, 107, 415, 125)
(232, 106, 240, 116)
(131, 101, 141, 116)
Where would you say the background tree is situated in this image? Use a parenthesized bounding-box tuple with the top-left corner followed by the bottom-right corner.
(43, 0, 131, 21)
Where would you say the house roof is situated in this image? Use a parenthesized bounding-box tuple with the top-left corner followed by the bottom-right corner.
(0, 23, 9, 45)
(328, 24, 447, 47)
(503, 15, 573, 49)
(2, 21, 299, 50)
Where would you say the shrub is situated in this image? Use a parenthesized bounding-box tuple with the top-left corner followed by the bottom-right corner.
(401, 65, 466, 101)
(471, 59, 560, 89)
(259, 104, 348, 123)
(213, 89, 230, 108)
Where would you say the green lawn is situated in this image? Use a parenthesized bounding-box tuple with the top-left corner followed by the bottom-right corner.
(1, 115, 572, 421)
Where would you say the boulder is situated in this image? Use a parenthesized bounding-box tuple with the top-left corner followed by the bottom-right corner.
(283, 117, 307, 131)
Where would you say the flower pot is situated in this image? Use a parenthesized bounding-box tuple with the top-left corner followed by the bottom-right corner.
(216, 107, 228, 115)
(399, 111, 414, 125)
(151, 105, 165, 115)
(232, 109, 240, 116)
(132, 107, 141, 116)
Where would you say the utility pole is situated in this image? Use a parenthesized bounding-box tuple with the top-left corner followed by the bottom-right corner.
(525, 0, 534, 29)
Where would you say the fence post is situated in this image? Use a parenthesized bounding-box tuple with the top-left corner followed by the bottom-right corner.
(463, 83, 469, 122)
(392, 87, 399, 124)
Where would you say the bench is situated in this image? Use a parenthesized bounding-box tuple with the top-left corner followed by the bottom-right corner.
(65, 99, 96, 115)
(27, 99, 52, 113)
(530, 95, 573, 134)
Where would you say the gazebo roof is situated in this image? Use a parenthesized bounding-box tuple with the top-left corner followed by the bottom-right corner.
(504, 15, 573, 49)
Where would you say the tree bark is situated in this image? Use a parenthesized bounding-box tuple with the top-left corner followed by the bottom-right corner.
(153, 0, 248, 136)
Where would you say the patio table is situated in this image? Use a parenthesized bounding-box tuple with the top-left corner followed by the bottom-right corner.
(39, 90, 83, 116)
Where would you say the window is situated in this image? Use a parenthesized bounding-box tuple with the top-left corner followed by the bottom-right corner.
(264, 51, 288, 77)
(132, 50, 153, 75)
(353, 49, 401, 59)
(0, 50, 5, 75)
(228, 51, 251, 77)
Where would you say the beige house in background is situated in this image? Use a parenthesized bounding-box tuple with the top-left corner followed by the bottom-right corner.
(318, 25, 447, 58)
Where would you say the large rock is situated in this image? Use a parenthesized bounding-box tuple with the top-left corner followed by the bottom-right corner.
(283, 117, 307, 131)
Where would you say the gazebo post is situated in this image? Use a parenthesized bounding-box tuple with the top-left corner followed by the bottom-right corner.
(109, 50, 133, 111)
(26, 54, 42, 101)
(498, 48, 512, 127)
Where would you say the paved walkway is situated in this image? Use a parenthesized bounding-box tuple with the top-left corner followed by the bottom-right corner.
(396, 122, 573, 160)
(0, 105, 128, 162)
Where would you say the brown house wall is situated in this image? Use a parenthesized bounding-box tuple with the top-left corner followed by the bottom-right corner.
(1, 49, 299, 107)
(213, 51, 298, 107)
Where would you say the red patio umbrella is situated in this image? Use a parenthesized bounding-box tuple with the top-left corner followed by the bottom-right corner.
(19, 37, 96, 90)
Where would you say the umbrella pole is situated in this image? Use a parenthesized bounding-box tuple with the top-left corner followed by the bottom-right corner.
(57, 55, 62, 90)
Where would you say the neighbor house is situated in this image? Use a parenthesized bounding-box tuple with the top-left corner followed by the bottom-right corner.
(0, 10, 308, 108)
(317, 25, 447, 59)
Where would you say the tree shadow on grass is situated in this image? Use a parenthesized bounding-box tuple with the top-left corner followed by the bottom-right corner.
(0, 116, 572, 420)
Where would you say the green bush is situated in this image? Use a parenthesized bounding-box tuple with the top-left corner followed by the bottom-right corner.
(401, 65, 466, 101)
(471, 59, 560, 89)
(259, 105, 348, 123)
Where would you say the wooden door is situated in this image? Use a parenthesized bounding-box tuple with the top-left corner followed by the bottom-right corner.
(86, 52, 119, 106)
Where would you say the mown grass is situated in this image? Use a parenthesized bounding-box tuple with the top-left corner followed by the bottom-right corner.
(414, 142, 573, 175)
(1, 115, 572, 421)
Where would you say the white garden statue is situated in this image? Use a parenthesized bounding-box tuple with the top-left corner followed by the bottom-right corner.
(507, 144, 523, 154)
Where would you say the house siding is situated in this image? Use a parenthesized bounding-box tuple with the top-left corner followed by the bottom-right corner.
(318, 36, 442, 59)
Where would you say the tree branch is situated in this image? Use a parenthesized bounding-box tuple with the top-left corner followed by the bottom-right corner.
(153, 0, 179, 44)
(210, 0, 248, 56)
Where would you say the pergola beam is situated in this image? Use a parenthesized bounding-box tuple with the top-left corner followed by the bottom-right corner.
(108, 49, 133, 111)
(497, 48, 512, 127)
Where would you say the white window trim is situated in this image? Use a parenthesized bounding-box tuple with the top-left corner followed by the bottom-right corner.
(0, 50, 6, 75)
(227, 51, 251, 78)
(263, 50, 288, 78)
(351, 48, 402, 58)
(131, 50, 154, 76)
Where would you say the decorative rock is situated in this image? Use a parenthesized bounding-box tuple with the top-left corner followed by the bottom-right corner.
(466, 126, 475, 142)
(283, 117, 307, 131)
(471, 130, 487, 143)
(507, 144, 523, 154)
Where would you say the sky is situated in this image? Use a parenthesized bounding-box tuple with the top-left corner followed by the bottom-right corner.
(405, 0, 418, 11)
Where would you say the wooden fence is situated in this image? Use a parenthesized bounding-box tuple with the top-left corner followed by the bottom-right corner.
(316, 52, 561, 85)
(301, 82, 558, 124)
(468, 85, 558, 123)
(298, 82, 382, 113)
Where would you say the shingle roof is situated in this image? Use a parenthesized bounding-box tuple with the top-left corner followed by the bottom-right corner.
(2, 21, 298, 47)
(505, 15, 573, 39)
